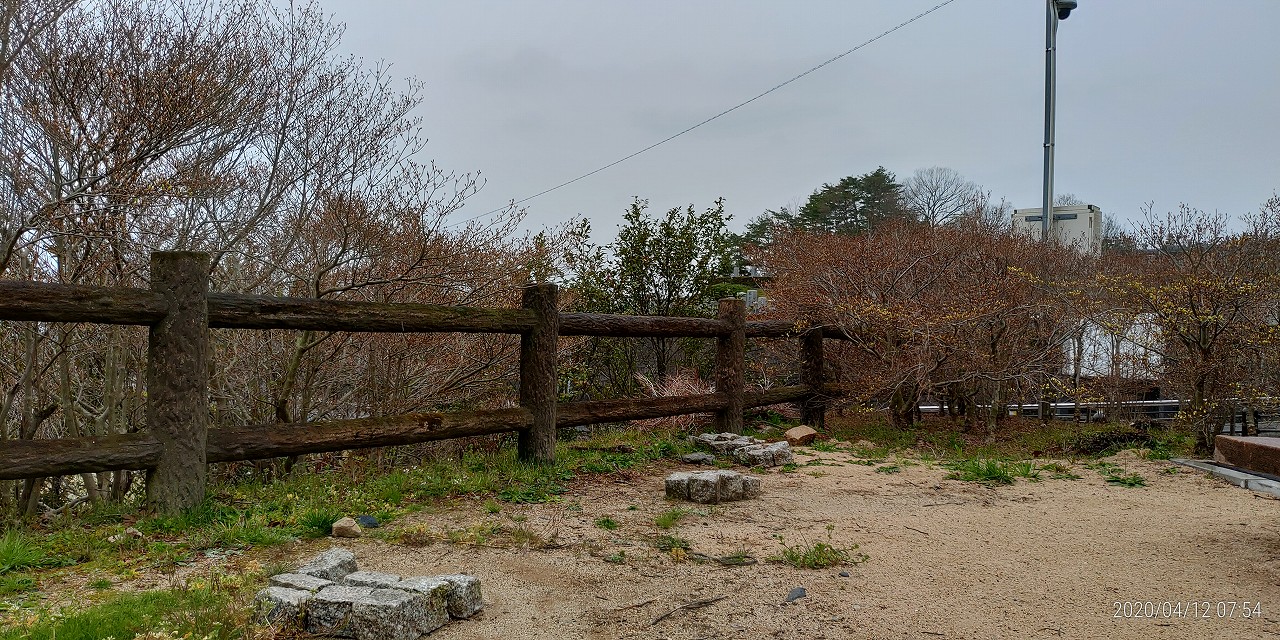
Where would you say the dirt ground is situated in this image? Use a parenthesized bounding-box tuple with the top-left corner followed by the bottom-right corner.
(283, 444, 1280, 640)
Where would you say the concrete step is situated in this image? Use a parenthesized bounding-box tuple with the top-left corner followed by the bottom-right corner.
(1171, 458, 1280, 498)
(1214, 436, 1280, 477)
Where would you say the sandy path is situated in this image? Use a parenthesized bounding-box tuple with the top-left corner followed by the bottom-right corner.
(314, 446, 1280, 640)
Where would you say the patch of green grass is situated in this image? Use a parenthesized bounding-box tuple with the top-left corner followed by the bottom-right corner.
(0, 572, 36, 596)
(780, 463, 799, 473)
(1103, 471, 1147, 487)
(654, 508, 687, 530)
(654, 535, 690, 551)
(943, 458, 1018, 485)
(1007, 461, 1041, 481)
(874, 464, 901, 474)
(1161, 466, 1182, 475)
(189, 516, 295, 550)
(831, 417, 916, 452)
(769, 525, 867, 569)
(1040, 462, 1081, 480)
(1085, 460, 1122, 473)
(6, 427, 702, 603)
(298, 506, 343, 538)
(923, 430, 968, 457)
(605, 551, 626, 564)
(594, 517, 619, 531)
(1, 586, 242, 640)
(1147, 432, 1195, 460)
(1084, 460, 1147, 486)
(810, 441, 839, 453)
(89, 577, 113, 590)
(0, 530, 48, 574)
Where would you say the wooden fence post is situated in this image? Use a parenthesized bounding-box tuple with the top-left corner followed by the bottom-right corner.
(145, 252, 210, 513)
(518, 284, 559, 464)
(799, 324, 826, 430)
(713, 297, 746, 434)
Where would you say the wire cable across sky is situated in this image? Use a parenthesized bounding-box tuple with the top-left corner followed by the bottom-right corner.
(447, 0, 963, 228)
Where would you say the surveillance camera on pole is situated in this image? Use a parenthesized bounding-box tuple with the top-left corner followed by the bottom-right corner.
(1041, 0, 1078, 242)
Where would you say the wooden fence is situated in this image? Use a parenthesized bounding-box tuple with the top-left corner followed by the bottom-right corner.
(0, 251, 843, 513)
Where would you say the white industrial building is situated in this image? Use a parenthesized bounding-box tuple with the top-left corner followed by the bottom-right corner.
(1012, 204, 1103, 254)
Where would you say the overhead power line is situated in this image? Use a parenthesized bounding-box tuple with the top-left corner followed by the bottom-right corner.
(447, 0, 963, 229)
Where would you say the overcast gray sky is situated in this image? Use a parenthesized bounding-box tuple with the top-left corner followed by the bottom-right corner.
(326, 0, 1280, 241)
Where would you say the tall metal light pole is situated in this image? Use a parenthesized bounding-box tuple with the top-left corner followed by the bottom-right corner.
(1042, 0, 1077, 242)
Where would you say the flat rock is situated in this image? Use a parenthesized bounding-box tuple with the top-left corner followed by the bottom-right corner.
(438, 574, 484, 618)
(342, 570, 402, 589)
(681, 452, 716, 465)
(253, 586, 311, 627)
(332, 516, 363, 538)
(689, 432, 764, 454)
(269, 572, 333, 593)
(735, 441, 794, 467)
(785, 425, 819, 446)
(296, 548, 358, 581)
(307, 585, 375, 637)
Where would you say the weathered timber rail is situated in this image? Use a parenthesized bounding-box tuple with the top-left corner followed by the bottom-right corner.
(0, 252, 844, 513)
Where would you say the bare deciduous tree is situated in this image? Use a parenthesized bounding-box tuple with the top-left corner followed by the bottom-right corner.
(902, 167, 984, 228)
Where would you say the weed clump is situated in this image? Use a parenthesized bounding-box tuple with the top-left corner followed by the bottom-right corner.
(769, 525, 867, 569)
(654, 508, 687, 530)
(654, 535, 690, 551)
(943, 458, 1039, 485)
(298, 507, 343, 538)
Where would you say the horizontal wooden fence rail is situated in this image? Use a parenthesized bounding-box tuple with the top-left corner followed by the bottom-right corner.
(0, 251, 846, 513)
(0, 386, 827, 482)
(0, 280, 170, 325)
(0, 281, 850, 340)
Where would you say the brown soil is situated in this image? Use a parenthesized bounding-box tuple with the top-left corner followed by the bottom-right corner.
(288, 445, 1280, 640)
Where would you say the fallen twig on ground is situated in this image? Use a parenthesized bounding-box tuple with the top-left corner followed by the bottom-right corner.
(612, 598, 657, 611)
(651, 595, 727, 625)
